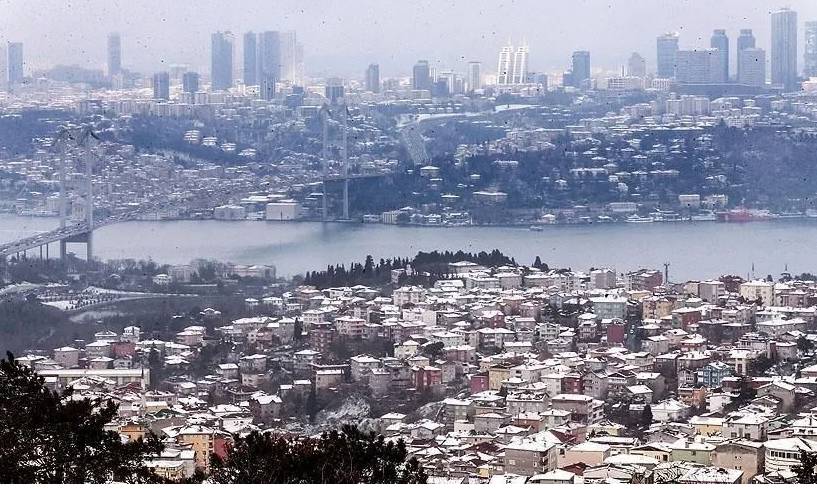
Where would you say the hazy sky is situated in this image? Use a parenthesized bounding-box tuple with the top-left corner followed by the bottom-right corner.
(3, 0, 817, 79)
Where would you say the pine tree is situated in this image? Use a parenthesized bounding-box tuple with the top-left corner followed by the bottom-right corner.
(641, 404, 653, 428)
(209, 425, 427, 484)
(796, 449, 817, 483)
(0, 352, 164, 483)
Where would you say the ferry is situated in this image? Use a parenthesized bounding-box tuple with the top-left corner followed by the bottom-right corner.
(625, 215, 654, 223)
(690, 211, 717, 221)
(717, 208, 774, 223)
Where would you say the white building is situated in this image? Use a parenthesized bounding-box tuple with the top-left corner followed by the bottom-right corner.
(213, 205, 246, 220)
(764, 437, 817, 472)
(265, 201, 301, 221)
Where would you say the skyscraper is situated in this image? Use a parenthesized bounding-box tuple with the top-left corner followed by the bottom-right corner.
(738, 48, 766, 87)
(571, 51, 591, 88)
(412, 60, 431, 91)
(260, 74, 276, 100)
(365, 63, 380, 93)
(627, 52, 646, 78)
(279, 31, 301, 83)
(153, 72, 170, 100)
(675, 49, 723, 84)
(496, 45, 514, 85)
(182, 72, 200, 94)
(211, 31, 234, 91)
(467, 61, 482, 91)
(806, 22, 817, 78)
(656, 33, 679, 78)
(710, 29, 729, 82)
(7, 42, 23, 84)
(737, 29, 756, 52)
(497, 43, 529, 86)
(771, 8, 798, 90)
(325, 77, 345, 104)
(258, 31, 281, 84)
(243, 32, 257, 86)
(737, 29, 756, 83)
(107, 33, 122, 78)
(511, 45, 529, 85)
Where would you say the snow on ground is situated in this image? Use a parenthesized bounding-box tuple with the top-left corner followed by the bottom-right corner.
(43, 300, 75, 311)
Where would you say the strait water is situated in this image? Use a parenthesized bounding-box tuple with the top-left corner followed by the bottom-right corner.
(1, 215, 816, 281)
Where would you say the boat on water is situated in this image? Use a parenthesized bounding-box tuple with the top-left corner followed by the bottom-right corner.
(625, 215, 654, 223)
(529, 225, 544, 232)
(777, 212, 804, 219)
(807, 209, 817, 218)
(690, 211, 717, 221)
(717, 208, 774, 223)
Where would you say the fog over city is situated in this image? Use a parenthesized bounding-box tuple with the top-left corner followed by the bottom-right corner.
(4, 0, 817, 76)
(8, 0, 817, 485)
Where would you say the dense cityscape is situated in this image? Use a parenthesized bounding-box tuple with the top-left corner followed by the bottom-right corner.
(5, 1, 817, 484)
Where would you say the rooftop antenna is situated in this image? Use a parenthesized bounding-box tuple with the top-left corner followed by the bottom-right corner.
(663, 262, 670, 285)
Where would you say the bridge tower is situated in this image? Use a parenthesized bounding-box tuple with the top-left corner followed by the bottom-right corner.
(341, 103, 349, 221)
(321, 106, 329, 221)
(320, 103, 351, 221)
(55, 126, 98, 263)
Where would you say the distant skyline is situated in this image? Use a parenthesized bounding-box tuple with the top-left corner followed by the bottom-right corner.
(3, 0, 817, 79)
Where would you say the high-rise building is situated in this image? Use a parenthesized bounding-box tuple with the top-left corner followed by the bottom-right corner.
(737, 29, 756, 83)
(7, 42, 23, 84)
(771, 8, 798, 90)
(571, 50, 591, 87)
(412, 60, 431, 91)
(210, 31, 234, 91)
(254, 30, 302, 85)
(325, 77, 345, 104)
(738, 48, 766, 87)
(627, 52, 646, 78)
(806, 22, 817, 78)
(435, 70, 462, 96)
(258, 31, 281, 84)
(243, 32, 257, 86)
(365, 63, 380, 93)
(107, 33, 122, 78)
(279, 31, 301, 83)
(182, 71, 200, 94)
(675, 49, 723, 84)
(497, 43, 529, 86)
(497, 45, 513, 85)
(511, 45, 529, 85)
(710, 29, 729, 82)
(467, 61, 482, 91)
(260, 74, 276, 100)
(656, 33, 679, 78)
(737, 28, 756, 51)
(153, 72, 170, 100)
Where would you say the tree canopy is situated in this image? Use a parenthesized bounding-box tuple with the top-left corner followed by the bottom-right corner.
(209, 424, 427, 484)
(795, 449, 817, 484)
(0, 352, 164, 483)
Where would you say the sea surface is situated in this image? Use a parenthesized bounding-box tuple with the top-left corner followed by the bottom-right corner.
(1, 214, 815, 281)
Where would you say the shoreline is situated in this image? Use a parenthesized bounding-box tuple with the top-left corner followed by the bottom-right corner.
(4, 212, 817, 230)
